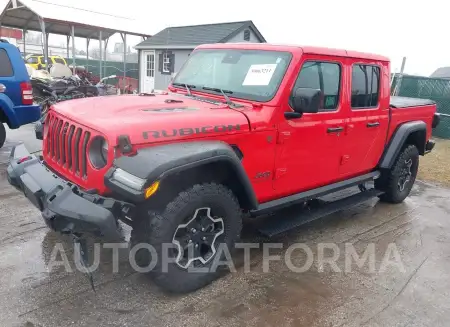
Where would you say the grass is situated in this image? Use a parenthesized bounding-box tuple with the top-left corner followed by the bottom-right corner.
(418, 138, 450, 186)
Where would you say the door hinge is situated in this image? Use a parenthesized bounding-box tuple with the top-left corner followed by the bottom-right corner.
(276, 131, 291, 144)
(274, 168, 287, 179)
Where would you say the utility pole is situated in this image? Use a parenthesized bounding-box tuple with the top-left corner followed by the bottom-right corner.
(392, 57, 407, 96)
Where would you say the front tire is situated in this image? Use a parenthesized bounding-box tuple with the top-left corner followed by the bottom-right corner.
(130, 183, 242, 293)
(376, 144, 419, 203)
(0, 123, 6, 148)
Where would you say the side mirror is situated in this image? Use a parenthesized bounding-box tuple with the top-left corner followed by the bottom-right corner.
(290, 87, 322, 115)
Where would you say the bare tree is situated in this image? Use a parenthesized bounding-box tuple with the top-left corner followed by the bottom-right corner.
(90, 47, 101, 59)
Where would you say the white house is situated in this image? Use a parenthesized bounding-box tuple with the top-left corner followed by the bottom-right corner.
(134, 20, 266, 93)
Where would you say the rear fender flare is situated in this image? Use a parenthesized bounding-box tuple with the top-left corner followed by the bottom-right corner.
(0, 94, 19, 128)
(105, 141, 258, 210)
(379, 121, 426, 169)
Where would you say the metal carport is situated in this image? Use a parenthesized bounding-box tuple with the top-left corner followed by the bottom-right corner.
(0, 0, 151, 80)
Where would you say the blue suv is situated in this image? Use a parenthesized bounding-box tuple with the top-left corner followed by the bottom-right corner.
(0, 39, 40, 148)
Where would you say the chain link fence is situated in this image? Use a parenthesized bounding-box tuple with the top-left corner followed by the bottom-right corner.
(391, 75, 450, 138)
(64, 58, 139, 80)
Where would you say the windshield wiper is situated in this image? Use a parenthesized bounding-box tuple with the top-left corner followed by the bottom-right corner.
(202, 86, 242, 108)
(172, 82, 196, 96)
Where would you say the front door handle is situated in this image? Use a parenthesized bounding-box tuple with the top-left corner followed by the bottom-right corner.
(367, 122, 380, 128)
(327, 126, 344, 133)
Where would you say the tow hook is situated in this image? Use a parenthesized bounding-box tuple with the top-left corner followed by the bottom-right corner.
(72, 233, 96, 292)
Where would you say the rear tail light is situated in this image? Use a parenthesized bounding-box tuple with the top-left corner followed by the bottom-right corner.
(20, 82, 33, 105)
(432, 113, 440, 129)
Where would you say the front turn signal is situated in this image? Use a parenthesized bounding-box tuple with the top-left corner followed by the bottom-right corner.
(144, 181, 160, 199)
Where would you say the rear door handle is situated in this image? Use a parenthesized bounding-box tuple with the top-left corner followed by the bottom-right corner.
(327, 127, 344, 133)
(367, 122, 380, 128)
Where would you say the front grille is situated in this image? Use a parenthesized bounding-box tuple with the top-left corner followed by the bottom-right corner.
(45, 113, 91, 178)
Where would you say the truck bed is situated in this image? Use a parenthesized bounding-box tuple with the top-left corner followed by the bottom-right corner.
(390, 96, 435, 108)
(388, 96, 437, 144)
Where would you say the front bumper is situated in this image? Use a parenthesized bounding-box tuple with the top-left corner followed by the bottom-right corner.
(7, 144, 123, 239)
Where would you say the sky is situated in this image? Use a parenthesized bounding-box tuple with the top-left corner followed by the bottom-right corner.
(0, 0, 447, 76)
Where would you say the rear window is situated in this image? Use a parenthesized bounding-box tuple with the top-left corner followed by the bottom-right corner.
(53, 57, 65, 64)
(27, 57, 39, 64)
(0, 49, 13, 77)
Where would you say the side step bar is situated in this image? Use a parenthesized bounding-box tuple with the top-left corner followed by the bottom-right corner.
(251, 171, 380, 216)
(257, 188, 383, 237)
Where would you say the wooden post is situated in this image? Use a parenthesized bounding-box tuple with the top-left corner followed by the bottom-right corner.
(99, 30, 102, 79)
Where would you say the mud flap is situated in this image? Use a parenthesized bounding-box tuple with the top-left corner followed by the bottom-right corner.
(73, 234, 96, 292)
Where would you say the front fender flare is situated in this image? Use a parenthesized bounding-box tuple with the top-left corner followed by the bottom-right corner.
(379, 121, 426, 169)
(105, 141, 258, 209)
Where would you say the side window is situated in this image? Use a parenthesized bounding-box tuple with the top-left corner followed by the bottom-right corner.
(293, 61, 341, 111)
(0, 49, 13, 76)
(351, 65, 380, 108)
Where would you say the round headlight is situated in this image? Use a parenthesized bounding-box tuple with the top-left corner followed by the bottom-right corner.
(89, 136, 108, 169)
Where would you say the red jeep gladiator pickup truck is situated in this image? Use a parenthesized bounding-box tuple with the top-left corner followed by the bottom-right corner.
(7, 43, 439, 293)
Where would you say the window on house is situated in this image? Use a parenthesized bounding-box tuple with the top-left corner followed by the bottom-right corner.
(292, 61, 341, 111)
(163, 52, 170, 73)
(243, 29, 250, 41)
(351, 65, 380, 108)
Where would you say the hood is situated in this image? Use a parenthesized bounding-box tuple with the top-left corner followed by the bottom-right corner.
(52, 94, 250, 146)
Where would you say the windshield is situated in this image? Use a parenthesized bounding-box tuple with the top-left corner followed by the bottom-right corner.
(172, 49, 292, 102)
(53, 57, 66, 64)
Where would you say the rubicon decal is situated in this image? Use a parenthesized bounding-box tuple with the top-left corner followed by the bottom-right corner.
(143, 124, 242, 139)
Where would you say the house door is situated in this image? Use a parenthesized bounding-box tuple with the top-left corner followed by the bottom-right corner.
(141, 51, 155, 93)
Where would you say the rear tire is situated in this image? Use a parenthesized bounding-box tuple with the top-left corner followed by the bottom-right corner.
(0, 123, 6, 149)
(376, 144, 419, 203)
(130, 183, 242, 293)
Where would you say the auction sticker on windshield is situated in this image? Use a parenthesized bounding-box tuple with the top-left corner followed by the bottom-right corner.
(243, 64, 277, 86)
